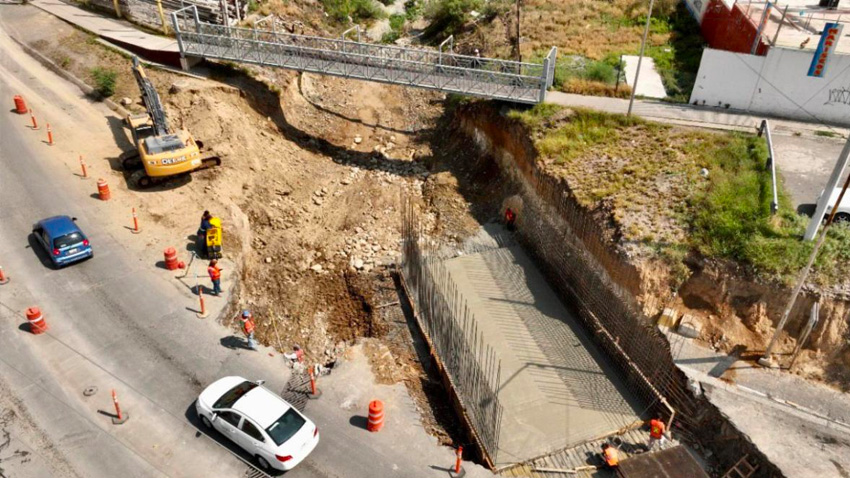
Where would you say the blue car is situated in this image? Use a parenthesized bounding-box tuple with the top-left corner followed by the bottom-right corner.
(32, 216, 93, 267)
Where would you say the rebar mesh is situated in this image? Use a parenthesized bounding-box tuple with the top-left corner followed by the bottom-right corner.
(401, 201, 504, 463)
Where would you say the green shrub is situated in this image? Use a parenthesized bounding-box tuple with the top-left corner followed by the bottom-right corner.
(423, 0, 483, 38)
(90, 67, 117, 98)
(323, 0, 385, 23)
(582, 60, 616, 83)
(382, 14, 406, 42)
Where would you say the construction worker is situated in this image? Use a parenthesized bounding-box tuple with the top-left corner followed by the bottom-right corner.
(207, 259, 222, 296)
(239, 310, 258, 351)
(197, 210, 213, 258)
(647, 416, 667, 451)
(601, 443, 619, 469)
(505, 207, 517, 231)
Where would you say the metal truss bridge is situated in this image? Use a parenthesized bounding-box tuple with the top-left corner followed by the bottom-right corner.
(171, 6, 557, 104)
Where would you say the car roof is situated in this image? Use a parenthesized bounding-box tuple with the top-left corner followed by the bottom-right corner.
(39, 216, 81, 237)
(232, 386, 292, 429)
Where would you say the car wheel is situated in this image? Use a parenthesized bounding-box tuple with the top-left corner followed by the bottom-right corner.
(200, 415, 213, 429)
(835, 213, 850, 223)
(256, 455, 273, 471)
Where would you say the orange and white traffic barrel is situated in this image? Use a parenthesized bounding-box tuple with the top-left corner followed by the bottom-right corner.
(97, 179, 111, 201)
(163, 247, 179, 270)
(13, 95, 27, 114)
(367, 400, 384, 432)
(26, 307, 48, 335)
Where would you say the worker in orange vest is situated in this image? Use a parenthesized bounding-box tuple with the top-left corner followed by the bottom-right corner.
(207, 259, 222, 296)
(601, 443, 619, 469)
(647, 416, 667, 451)
(240, 310, 258, 350)
(505, 207, 517, 231)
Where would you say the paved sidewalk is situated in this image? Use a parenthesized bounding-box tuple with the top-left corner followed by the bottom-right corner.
(622, 55, 666, 99)
(545, 90, 850, 136)
(668, 332, 850, 478)
(27, 0, 180, 64)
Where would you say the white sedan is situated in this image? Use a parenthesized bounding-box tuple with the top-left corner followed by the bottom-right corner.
(196, 376, 319, 471)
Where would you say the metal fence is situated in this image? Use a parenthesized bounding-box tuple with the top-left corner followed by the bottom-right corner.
(171, 5, 556, 104)
(400, 201, 504, 464)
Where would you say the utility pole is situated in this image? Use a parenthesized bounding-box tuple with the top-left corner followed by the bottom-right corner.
(804, 138, 850, 240)
(516, 0, 522, 64)
(759, 146, 850, 367)
(628, 0, 655, 116)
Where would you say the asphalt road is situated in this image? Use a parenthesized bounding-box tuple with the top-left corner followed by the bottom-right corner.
(0, 24, 292, 478)
(0, 22, 493, 478)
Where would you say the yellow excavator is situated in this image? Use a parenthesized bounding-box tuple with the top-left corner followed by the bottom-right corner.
(121, 56, 220, 188)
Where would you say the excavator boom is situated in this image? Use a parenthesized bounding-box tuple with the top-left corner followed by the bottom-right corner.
(131, 56, 170, 136)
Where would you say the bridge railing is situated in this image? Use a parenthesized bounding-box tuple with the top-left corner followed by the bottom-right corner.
(172, 5, 556, 104)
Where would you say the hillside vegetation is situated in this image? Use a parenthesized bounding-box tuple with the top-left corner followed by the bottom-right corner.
(509, 104, 850, 285)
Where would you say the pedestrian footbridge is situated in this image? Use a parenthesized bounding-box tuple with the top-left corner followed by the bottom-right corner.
(171, 6, 557, 104)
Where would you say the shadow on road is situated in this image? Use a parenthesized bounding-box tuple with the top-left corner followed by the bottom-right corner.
(26, 233, 55, 269)
(797, 203, 817, 217)
(220, 335, 251, 350)
(182, 403, 284, 476)
(348, 415, 368, 430)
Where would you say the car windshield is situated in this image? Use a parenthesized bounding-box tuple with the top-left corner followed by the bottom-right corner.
(213, 381, 258, 409)
(265, 409, 306, 446)
(54, 232, 83, 248)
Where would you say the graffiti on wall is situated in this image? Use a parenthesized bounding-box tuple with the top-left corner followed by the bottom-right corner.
(826, 86, 850, 106)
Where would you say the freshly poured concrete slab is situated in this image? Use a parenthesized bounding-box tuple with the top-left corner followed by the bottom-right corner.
(440, 245, 643, 467)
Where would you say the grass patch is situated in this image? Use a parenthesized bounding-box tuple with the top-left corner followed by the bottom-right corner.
(506, 104, 850, 284)
(816, 130, 840, 138)
(464, 0, 704, 101)
(689, 139, 850, 284)
(90, 67, 117, 98)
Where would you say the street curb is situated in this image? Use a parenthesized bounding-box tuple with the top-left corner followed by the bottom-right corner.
(7, 32, 130, 118)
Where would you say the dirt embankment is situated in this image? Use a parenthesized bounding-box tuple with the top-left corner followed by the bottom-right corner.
(456, 102, 850, 390)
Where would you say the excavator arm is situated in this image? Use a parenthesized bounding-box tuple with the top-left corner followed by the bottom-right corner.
(131, 56, 170, 136)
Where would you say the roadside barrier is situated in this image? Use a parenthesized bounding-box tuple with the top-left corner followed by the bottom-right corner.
(111, 389, 129, 424)
(308, 366, 322, 399)
(13, 95, 27, 114)
(79, 155, 88, 179)
(25, 307, 48, 334)
(46, 123, 53, 146)
(0, 266, 8, 285)
(97, 179, 111, 200)
(29, 109, 38, 129)
(131, 208, 141, 234)
(367, 400, 384, 432)
(163, 247, 179, 270)
(197, 285, 208, 318)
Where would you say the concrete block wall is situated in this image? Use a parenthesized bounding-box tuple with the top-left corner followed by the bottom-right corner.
(690, 47, 850, 125)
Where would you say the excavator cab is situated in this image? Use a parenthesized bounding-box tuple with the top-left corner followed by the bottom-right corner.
(121, 56, 220, 188)
(205, 217, 223, 259)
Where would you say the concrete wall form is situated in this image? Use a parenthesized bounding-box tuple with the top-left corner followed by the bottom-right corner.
(690, 47, 850, 125)
(456, 102, 785, 477)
